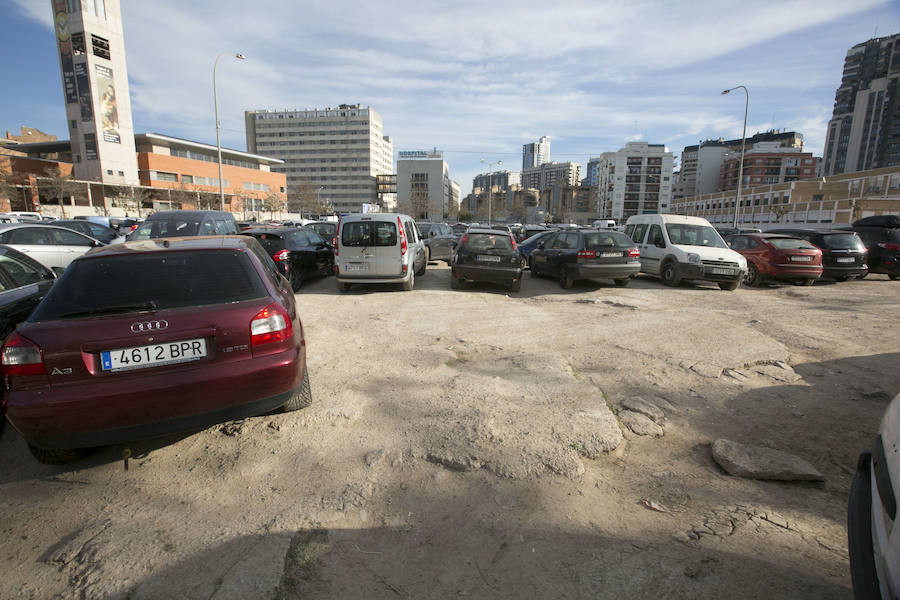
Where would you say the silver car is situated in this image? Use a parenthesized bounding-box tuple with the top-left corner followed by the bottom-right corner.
(0, 224, 102, 273)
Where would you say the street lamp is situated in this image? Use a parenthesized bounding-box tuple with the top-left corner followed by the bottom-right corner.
(721, 85, 749, 228)
(214, 52, 246, 211)
(480, 159, 502, 226)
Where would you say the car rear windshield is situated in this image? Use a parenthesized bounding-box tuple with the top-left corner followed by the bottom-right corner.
(247, 232, 286, 254)
(583, 231, 633, 249)
(818, 233, 865, 250)
(768, 237, 818, 250)
(341, 221, 397, 247)
(462, 233, 513, 252)
(30, 250, 267, 321)
(665, 224, 727, 248)
(306, 223, 336, 238)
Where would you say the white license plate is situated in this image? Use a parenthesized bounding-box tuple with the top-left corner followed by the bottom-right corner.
(101, 338, 207, 372)
(477, 255, 501, 262)
(710, 268, 734, 275)
(344, 263, 369, 272)
(836, 257, 854, 263)
(600, 252, 623, 258)
(791, 256, 813, 262)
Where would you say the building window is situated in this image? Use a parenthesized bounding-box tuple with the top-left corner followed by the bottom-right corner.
(71, 32, 85, 55)
(117, 171, 124, 176)
(91, 34, 110, 60)
(182, 175, 193, 184)
(151, 171, 178, 182)
(66, 0, 81, 13)
(87, 0, 106, 18)
(106, 169, 113, 175)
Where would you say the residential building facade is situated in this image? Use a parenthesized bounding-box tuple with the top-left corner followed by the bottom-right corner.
(595, 142, 674, 220)
(822, 34, 900, 176)
(51, 0, 139, 186)
(670, 164, 900, 228)
(521, 161, 581, 191)
(245, 104, 393, 214)
(472, 170, 520, 194)
(719, 142, 817, 191)
(522, 136, 551, 170)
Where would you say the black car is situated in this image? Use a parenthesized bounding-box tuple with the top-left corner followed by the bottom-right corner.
(847, 215, 900, 280)
(530, 229, 641, 288)
(304, 221, 337, 241)
(450, 228, 523, 292)
(51, 219, 120, 244)
(0, 245, 57, 341)
(766, 228, 868, 281)
(243, 227, 334, 291)
(416, 222, 457, 263)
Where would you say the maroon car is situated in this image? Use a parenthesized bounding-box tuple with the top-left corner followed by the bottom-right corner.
(1, 236, 310, 464)
(726, 233, 823, 286)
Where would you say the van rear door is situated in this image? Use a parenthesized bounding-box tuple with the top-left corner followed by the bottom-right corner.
(340, 219, 401, 277)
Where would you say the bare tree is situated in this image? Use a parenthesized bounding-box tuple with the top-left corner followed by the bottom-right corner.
(261, 192, 284, 221)
(287, 181, 319, 216)
(36, 166, 84, 219)
(770, 203, 791, 224)
(129, 185, 153, 217)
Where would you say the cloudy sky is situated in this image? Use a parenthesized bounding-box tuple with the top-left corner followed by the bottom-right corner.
(3, 0, 899, 196)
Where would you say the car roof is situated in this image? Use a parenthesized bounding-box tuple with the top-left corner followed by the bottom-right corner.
(83, 235, 257, 258)
(0, 222, 91, 232)
(466, 228, 514, 235)
(145, 210, 235, 219)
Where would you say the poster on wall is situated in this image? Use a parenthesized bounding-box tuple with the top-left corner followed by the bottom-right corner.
(83, 133, 98, 161)
(74, 62, 93, 122)
(95, 65, 121, 143)
(53, 0, 78, 104)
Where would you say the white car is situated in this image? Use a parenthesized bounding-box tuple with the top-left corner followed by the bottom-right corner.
(849, 390, 899, 599)
(334, 213, 425, 292)
(0, 224, 102, 273)
(624, 214, 747, 290)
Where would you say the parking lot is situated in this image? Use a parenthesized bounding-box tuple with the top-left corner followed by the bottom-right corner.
(1, 263, 898, 599)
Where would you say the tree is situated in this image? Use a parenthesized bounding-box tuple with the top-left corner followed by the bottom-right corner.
(770, 203, 791, 224)
(411, 187, 429, 220)
(261, 192, 284, 220)
(35, 166, 84, 219)
(129, 185, 153, 217)
(287, 181, 319, 216)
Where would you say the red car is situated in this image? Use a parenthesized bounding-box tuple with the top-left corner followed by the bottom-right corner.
(726, 233, 823, 286)
(1, 236, 310, 464)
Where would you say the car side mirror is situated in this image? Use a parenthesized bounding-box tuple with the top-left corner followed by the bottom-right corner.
(52, 266, 66, 277)
(537, 242, 545, 249)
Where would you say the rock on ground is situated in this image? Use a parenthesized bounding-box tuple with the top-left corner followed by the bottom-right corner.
(621, 397, 666, 423)
(619, 410, 664, 437)
(711, 439, 825, 482)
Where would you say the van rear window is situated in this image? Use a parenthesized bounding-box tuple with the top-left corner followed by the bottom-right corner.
(342, 222, 398, 247)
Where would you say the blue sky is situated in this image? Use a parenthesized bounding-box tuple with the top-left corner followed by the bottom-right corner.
(2, 0, 899, 197)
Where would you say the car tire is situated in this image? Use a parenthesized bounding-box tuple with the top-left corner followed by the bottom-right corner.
(719, 280, 740, 291)
(857, 271, 869, 279)
(528, 256, 535, 272)
(289, 270, 303, 292)
(337, 281, 351, 292)
(744, 262, 762, 287)
(847, 453, 882, 599)
(450, 270, 461, 289)
(510, 278, 521, 293)
(28, 444, 88, 465)
(402, 270, 415, 291)
(282, 370, 312, 412)
(614, 278, 630, 287)
(660, 260, 681, 287)
(796, 279, 815, 286)
(425, 246, 431, 264)
(415, 256, 426, 277)
(558, 265, 573, 289)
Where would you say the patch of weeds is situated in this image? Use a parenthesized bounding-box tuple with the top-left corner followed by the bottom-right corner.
(567, 360, 583, 380)
(570, 442, 587, 456)
(277, 529, 330, 598)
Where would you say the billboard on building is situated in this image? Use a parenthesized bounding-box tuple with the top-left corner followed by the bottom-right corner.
(95, 65, 121, 143)
(74, 62, 93, 122)
(53, 1, 78, 104)
(83, 133, 98, 160)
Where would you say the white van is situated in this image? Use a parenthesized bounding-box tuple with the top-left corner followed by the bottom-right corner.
(335, 213, 426, 292)
(592, 219, 616, 229)
(624, 214, 747, 290)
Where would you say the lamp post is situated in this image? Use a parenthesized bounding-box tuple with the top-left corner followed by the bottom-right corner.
(214, 52, 246, 212)
(480, 159, 502, 226)
(721, 85, 748, 228)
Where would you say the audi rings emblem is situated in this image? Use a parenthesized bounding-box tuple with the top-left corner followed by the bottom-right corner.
(131, 320, 169, 333)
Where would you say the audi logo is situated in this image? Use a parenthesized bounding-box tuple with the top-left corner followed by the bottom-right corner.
(131, 320, 169, 333)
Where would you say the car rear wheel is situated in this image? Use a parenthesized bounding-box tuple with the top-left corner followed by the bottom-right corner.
(510, 278, 521, 293)
(558, 265, 573, 289)
(614, 278, 630, 287)
(282, 370, 312, 412)
(519, 255, 527, 270)
(661, 261, 681, 287)
(857, 271, 868, 279)
(450, 270, 461, 289)
(795, 279, 815, 286)
(744, 262, 762, 286)
(337, 281, 351, 292)
(402, 270, 415, 291)
(289, 270, 303, 292)
(28, 444, 89, 465)
(719, 280, 740, 291)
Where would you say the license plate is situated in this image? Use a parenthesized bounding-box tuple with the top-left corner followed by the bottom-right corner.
(710, 268, 734, 275)
(600, 252, 623, 257)
(791, 256, 813, 262)
(101, 338, 207, 372)
(836, 257, 854, 263)
(344, 263, 369, 272)
(477, 255, 501, 262)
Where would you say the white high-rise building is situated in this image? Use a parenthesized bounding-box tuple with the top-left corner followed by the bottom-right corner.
(596, 142, 674, 220)
(522, 136, 551, 170)
(51, 0, 139, 185)
(245, 104, 393, 213)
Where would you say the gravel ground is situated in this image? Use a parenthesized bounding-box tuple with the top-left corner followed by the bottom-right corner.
(1, 263, 897, 599)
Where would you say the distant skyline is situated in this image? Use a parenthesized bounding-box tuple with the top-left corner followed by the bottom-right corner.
(2, 0, 899, 198)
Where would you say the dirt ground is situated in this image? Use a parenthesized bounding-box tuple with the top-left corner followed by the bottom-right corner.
(1, 264, 898, 599)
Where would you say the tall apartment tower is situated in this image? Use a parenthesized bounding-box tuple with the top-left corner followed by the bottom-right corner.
(522, 136, 551, 170)
(245, 104, 393, 213)
(51, 0, 139, 185)
(596, 142, 674, 220)
(823, 34, 900, 176)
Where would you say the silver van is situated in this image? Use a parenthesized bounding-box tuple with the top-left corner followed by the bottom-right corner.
(335, 213, 426, 291)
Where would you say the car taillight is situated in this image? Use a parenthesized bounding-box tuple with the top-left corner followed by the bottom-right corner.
(510, 235, 518, 252)
(273, 249, 290, 262)
(628, 248, 640, 258)
(1, 332, 45, 376)
(878, 242, 900, 251)
(398, 217, 407, 256)
(459, 234, 468, 247)
(250, 304, 293, 347)
(577, 250, 596, 259)
(332, 236, 338, 256)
